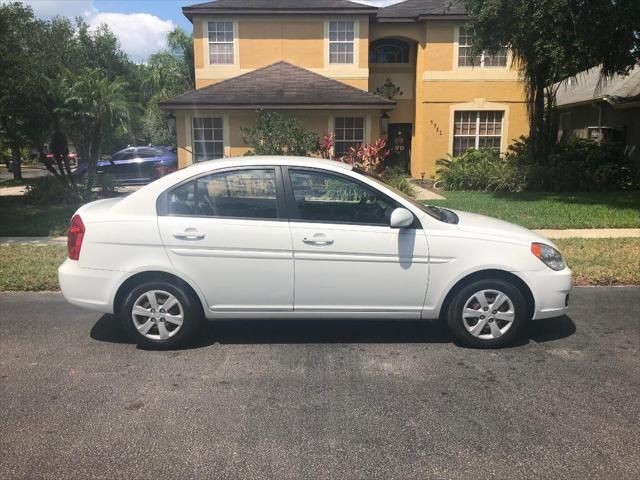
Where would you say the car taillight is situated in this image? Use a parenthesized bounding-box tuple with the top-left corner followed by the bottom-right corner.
(67, 215, 85, 260)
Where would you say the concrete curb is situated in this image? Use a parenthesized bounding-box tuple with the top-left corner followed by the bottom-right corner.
(534, 228, 640, 239)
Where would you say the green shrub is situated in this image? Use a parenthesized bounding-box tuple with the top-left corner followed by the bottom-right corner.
(382, 167, 416, 197)
(507, 137, 637, 192)
(436, 139, 637, 192)
(95, 173, 116, 196)
(242, 111, 319, 156)
(24, 176, 80, 204)
(436, 149, 524, 192)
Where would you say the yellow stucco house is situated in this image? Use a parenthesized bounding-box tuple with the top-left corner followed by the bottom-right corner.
(160, 0, 530, 178)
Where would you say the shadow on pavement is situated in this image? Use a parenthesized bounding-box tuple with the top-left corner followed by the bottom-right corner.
(91, 314, 576, 349)
(527, 315, 576, 343)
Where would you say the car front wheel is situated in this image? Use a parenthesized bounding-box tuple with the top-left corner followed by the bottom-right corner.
(120, 281, 202, 349)
(446, 278, 528, 348)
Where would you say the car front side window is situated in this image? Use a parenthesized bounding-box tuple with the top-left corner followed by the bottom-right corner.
(287, 169, 397, 226)
(166, 168, 278, 220)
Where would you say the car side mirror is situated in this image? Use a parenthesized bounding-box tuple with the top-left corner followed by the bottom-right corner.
(390, 208, 414, 228)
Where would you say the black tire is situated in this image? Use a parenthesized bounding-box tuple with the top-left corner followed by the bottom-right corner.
(446, 278, 528, 348)
(120, 281, 203, 349)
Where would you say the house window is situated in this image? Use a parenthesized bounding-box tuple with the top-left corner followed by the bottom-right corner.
(334, 116, 365, 157)
(453, 111, 503, 156)
(370, 39, 409, 63)
(208, 21, 234, 64)
(192, 117, 224, 162)
(329, 21, 355, 64)
(458, 26, 507, 67)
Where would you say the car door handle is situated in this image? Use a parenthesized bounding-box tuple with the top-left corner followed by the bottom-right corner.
(173, 229, 205, 240)
(303, 236, 334, 246)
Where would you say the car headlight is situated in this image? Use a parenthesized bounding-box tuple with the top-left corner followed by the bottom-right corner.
(531, 242, 566, 271)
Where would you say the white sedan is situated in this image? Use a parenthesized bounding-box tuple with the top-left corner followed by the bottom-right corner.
(59, 157, 572, 349)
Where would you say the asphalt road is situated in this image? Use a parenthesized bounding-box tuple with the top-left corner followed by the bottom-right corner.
(1, 288, 639, 480)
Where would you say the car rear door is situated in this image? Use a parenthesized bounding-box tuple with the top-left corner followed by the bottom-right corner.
(283, 167, 429, 316)
(157, 167, 293, 312)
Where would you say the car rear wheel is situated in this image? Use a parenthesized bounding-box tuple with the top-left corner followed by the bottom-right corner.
(446, 278, 527, 348)
(120, 281, 202, 349)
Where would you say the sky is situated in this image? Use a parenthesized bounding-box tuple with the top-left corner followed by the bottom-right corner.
(7, 0, 403, 62)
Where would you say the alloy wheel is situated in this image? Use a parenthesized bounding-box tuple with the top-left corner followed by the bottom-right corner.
(131, 290, 184, 341)
(462, 289, 515, 340)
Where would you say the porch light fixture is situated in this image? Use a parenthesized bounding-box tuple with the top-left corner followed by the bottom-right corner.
(380, 112, 390, 135)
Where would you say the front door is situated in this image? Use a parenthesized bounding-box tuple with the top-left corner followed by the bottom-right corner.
(157, 167, 293, 312)
(284, 167, 429, 316)
(387, 123, 412, 173)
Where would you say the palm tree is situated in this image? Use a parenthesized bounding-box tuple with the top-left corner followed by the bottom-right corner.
(65, 68, 130, 189)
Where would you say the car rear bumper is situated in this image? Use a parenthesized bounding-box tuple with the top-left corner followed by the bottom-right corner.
(516, 268, 573, 320)
(58, 259, 120, 314)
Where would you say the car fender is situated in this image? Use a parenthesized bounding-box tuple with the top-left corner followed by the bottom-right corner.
(108, 264, 210, 316)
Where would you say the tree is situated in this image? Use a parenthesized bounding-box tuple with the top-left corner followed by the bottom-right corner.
(463, 0, 640, 164)
(0, 3, 138, 186)
(142, 27, 194, 145)
(64, 69, 130, 189)
(167, 28, 195, 89)
(242, 111, 319, 156)
(0, 2, 41, 180)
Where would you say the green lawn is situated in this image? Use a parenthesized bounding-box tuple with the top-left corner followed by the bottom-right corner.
(555, 238, 640, 286)
(427, 191, 640, 229)
(0, 196, 80, 236)
(0, 245, 67, 291)
(0, 177, 37, 188)
(0, 239, 637, 291)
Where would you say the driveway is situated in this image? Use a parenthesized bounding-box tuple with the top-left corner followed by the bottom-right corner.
(0, 165, 49, 182)
(1, 287, 638, 479)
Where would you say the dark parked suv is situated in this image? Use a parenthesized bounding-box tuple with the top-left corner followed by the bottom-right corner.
(74, 146, 177, 185)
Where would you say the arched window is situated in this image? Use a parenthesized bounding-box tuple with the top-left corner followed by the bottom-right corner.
(370, 39, 410, 64)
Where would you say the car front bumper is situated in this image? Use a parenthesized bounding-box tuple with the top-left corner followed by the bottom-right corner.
(516, 267, 573, 320)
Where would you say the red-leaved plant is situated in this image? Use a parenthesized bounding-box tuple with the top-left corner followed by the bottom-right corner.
(339, 138, 390, 175)
(319, 132, 334, 159)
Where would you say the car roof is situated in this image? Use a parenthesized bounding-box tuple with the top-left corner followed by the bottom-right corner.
(186, 156, 353, 172)
(113, 145, 168, 154)
(111, 156, 354, 217)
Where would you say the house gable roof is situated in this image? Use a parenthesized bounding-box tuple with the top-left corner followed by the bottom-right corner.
(159, 61, 395, 110)
(377, 0, 466, 21)
(555, 65, 640, 107)
(183, 0, 378, 21)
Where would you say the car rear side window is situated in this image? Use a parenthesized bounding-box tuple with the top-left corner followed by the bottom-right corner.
(287, 169, 396, 226)
(137, 148, 161, 158)
(166, 169, 278, 219)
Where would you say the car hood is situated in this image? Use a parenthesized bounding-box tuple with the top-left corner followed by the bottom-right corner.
(452, 209, 553, 246)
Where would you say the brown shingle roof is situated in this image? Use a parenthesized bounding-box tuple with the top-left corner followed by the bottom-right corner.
(377, 0, 466, 21)
(159, 62, 395, 110)
(183, 0, 377, 20)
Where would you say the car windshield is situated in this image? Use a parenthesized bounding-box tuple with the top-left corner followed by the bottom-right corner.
(355, 168, 459, 224)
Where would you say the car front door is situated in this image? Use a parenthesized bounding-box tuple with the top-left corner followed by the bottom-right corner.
(284, 167, 429, 316)
(157, 167, 293, 312)
(103, 149, 136, 182)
